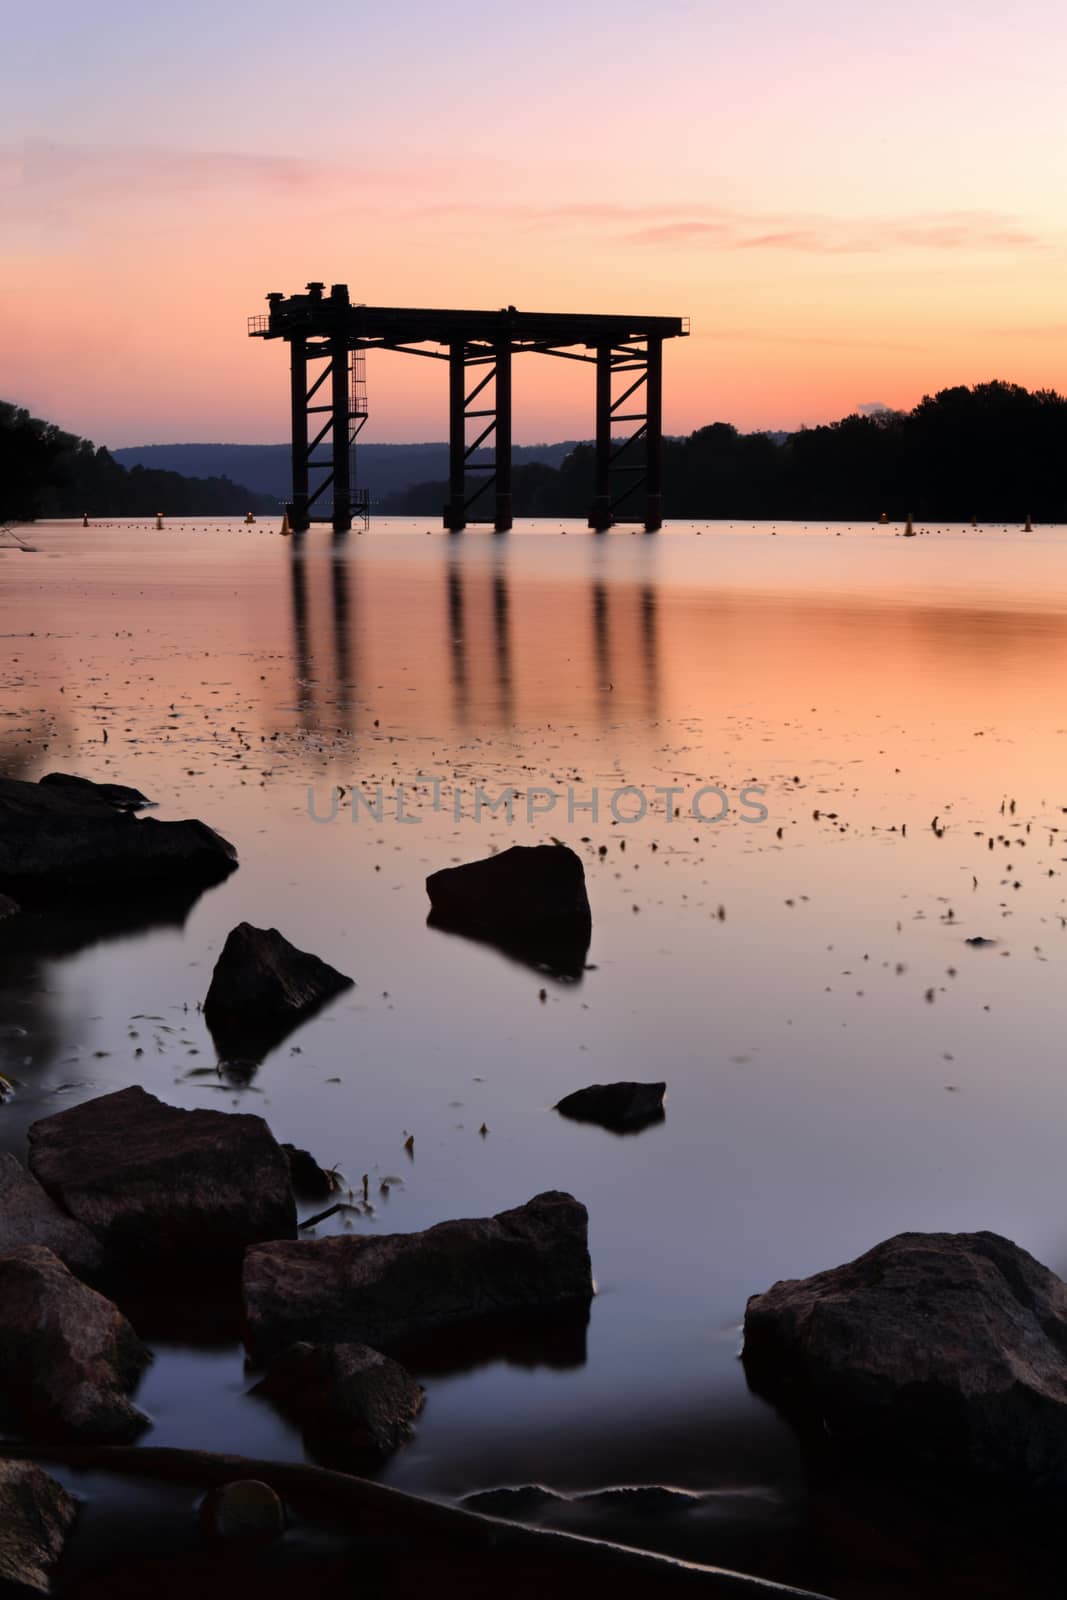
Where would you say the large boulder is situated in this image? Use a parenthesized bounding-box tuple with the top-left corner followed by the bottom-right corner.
(203, 923, 354, 1060)
(0, 1459, 78, 1595)
(0, 1245, 150, 1442)
(0, 1153, 103, 1283)
(743, 1230, 1067, 1485)
(254, 1340, 424, 1463)
(243, 1190, 593, 1363)
(28, 1086, 296, 1271)
(555, 1081, 666, 1134)
(0, 775, 236, 900)
(426, 843, 592, 979)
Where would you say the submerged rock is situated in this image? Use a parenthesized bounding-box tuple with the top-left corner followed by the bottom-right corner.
(744, 1230, 1067, 1485)
(199, 1480, 285, 1544)
(203, 923, 354, 1059)
(39, 772, 151, 810)
(426, 843, 592, 979)
(0, 1245, 150, 1442)
(28, 1086, 296, 1271)
(254, 1340, 424, 1462)
(0, 1459, 78, 1595)
(0, 1152, 103, 1283)
(243, 1190, 593, 1363)
(282, 1144, 336, 1203)
(0, 775, 236, 900)
(555, 1081, 666, 1134)
(462, 1485, 564, 1518)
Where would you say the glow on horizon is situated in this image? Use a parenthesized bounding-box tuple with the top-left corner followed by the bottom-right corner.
(2, 0, 1066, 447)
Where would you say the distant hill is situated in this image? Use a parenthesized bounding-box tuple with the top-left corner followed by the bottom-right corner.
(113, 441, 585, 504)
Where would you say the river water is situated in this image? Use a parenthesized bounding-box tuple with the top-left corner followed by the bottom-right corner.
(2, 516, 1066, 1594)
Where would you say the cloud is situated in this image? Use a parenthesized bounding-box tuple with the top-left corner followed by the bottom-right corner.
(626, 209, 1043, 254)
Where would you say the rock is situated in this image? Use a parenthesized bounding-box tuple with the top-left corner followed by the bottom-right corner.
(0, 776, 236, 901)
(0, 1459, 78, 1595)
(28, 1086, 296, 1271)
(254, 1340, 424, 1462)
(39, 772, 151, 810)
(0, 1153, 104, 1283)
(426, 844, 592, 979)
(555, 1081, 666, 1134)
(203, 923, 354, 1059)
(199, 1480, 285, 1543)
(281, 1144, 335, 1203)
(243, 1191, 593, 1363)
(0, 1245, 150, 1442)
(462, 1485, 564, 1518)
(743, 1230, 1067, 1485)
(0, 891, 18, 921)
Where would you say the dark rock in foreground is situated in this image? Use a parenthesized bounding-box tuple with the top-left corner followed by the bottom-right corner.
(243, 1191, 593, 1363)
(39, 772, 152, 810)
(744, 1230, 1067, 1485)
(203, 923, 354, 1059)
(0, 1458, 78, 1595)
(282, 1144, 335, 1203)
(0, 775, 236, 900)
(254, 1340, 424, 1463)
(28, 1086, 296, 1270)
(426, 843, 592, 980)
(0, 1245, 150, 1442)
(0, 1152, 103, 1283)
(0, 891, 18, 920)
(555, 1081, 666, 1134)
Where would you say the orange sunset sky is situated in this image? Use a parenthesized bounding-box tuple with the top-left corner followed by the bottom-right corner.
(2, 0, 1066, 447)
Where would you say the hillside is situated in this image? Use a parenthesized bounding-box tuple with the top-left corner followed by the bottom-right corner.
(112, 441, 583, 503)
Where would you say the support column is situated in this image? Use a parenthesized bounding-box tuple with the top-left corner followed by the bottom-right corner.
(445, 341, 466, 530)
(331, 333, 352, 533)
(645, 337, 663, 531)
(589, 343, 613, 530)
(494, 341, 512, 532)
(289, 334, 310, 532)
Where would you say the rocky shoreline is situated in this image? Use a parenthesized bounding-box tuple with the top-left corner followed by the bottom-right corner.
(4, 774, 1062, 1596)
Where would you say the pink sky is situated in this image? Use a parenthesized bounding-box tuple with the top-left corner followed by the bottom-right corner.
(2, 0, 1066, 446)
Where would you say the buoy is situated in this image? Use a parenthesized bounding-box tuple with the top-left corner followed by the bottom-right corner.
(1024, 513, 1033, 532)
(155, 512, 164, 530)
(245, 511, 256, 525)
(879, 511, 888, 524)
(82, 512, 89, 528)
(280, 511, 291, 536)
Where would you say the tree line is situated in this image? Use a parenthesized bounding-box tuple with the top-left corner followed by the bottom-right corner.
(0, 402, 273, 522)
(381, 381, 1067, 523)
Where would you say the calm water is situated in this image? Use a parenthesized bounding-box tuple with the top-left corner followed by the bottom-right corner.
(2, 516, 1067, 1592)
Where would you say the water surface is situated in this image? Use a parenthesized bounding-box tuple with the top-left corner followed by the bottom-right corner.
(2, 516, 1066, 1593)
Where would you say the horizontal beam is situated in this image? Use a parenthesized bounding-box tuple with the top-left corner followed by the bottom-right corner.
(251, 296, 688, 349)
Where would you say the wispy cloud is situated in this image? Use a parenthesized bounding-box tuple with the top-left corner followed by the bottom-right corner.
(628, 210, 1043, 254)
